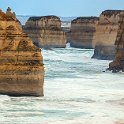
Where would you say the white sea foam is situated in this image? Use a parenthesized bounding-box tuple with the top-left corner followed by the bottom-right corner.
(0, 48, 124, 124)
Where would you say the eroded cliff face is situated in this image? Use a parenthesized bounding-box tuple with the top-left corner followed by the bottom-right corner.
(24, 16, 66, 48)
(70, 17, 99, 48)
(109, 12, 124, 72)
(0, 8, 44, 96)
(92, 10, 124, 60)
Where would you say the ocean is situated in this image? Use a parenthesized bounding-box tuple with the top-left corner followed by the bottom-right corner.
(0, 46, 124, 124)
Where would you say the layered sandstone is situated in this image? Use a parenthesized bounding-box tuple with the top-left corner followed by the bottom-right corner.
(92, 10, 124, 60)
(24, 16, 66, 48)
(109, 12, 124, 72)
(70, 17, 99, 48)
(0, 8, 44, 96)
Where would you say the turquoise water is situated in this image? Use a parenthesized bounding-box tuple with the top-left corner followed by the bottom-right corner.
(0, 47, 124, 124)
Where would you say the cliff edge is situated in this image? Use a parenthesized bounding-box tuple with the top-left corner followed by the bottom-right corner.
(70, 17, 99, 48)
(92, 10, 124, 60)
(24, 16, 66, 48)
(0, 8, 44, 96)
(109, 12, 124, 72)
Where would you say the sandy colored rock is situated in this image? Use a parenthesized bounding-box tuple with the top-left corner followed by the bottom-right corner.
(70, 17, 99, 48)
(0, 8, 44, 96)
(92, 10, 124, 60)
(23, 16, 66, 48)
(109, 12, 124, 72)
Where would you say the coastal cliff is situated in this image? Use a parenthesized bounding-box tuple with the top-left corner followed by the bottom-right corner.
(92, 10, 124, 60)
(70, 17, 99, 48)
(24, 16, 66, 48)
(0, 8, 44, 96)
(109, 12, 124, 72)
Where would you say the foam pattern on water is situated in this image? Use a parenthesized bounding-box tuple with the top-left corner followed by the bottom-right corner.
(0, 47, 124, 124)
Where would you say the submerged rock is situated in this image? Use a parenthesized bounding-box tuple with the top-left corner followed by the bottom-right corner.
(23, 16, 66, 48)
(92, 10, 124, 60)
(70, 17, 99, 48)
(109, 12, 124, 72)
(0, 8, 44, 96)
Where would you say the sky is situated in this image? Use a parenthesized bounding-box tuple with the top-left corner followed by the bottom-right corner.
(0, 0, 124, 17)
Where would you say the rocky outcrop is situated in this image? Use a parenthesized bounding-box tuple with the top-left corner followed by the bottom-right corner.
(92, 45, 115, 60)
(0, 8, 44, 96)
(70, 17, 99, 48)
(109, 12, 124, 72)
(92, 10, 124, 60)
(23, 16, 66, 48)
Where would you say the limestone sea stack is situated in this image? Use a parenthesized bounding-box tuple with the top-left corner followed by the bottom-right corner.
(92, 10, 124, 60)
(24, 16, 66, 48)
(0, 8, 44, 96)
(70, 17, 99, 48)
(109, 12, 124, 72)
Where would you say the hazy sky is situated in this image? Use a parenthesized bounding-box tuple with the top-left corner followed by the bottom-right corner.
(0, 0, 124, 17)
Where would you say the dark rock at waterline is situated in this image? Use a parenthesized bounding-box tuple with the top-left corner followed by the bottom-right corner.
(92, 45, 115, 60)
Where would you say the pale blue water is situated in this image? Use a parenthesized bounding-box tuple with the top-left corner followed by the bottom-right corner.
(0, 46, 124, 124)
